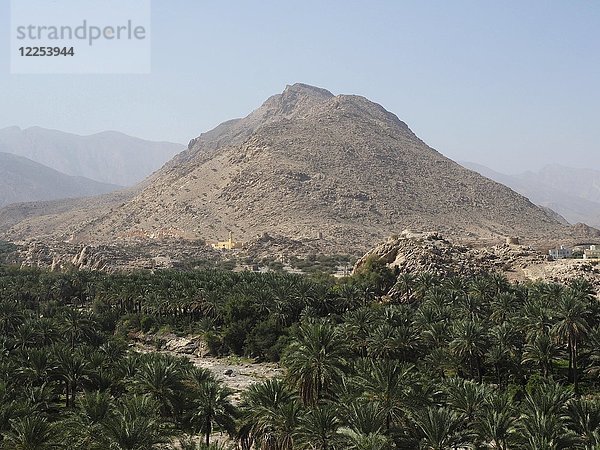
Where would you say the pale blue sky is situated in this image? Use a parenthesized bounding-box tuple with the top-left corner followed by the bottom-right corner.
(1, 1, 598, 173)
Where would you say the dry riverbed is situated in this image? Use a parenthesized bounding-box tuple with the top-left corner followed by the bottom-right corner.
(132, 333, 284, 402)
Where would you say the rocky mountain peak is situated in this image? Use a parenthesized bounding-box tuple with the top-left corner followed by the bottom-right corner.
(255, 83, 334, 121)
(0, 83, 577, 253)
(282, 82, 334, 100)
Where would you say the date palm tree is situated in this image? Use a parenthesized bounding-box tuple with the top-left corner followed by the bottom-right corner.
(443, 377, 487, 423)
(238, 378, 300, 450)
(61, 308, 95, 350)
(295, 403, 342, 450)
(2, 416, 59, 450)
(522, 334, 558, 378)
(516, 381, 577, 450)
(552, 289, 589, 393)
(366, 323, 403, 360)
(339, 429, 389, 450)
(64, 390, 113, 449)
(585, 325, 600, 378)
(53, 346, 89, 408)
(490, 292, 519, 325)
(474, 391, 517, 450)
(130, 354, 187, 420)
(393, 272, 415, 303)
(100, 394, 170, 450)
(0, 301, 24, 334)
(566, 398, 600, 449)
(341, 307, 380, 358)
(0, 383, 24, 436)
(339, 400, 386, 436)
(192, 380, 237, 446)
(414, 272, 438, 302)
(284, 322, 348, 406)
(521, 298, 552, 341)
(449, 319, 487, 381)
(356, 359, 415, 435)
(410, 406, 467, 450)
(486, 323, 520, 385)
(16, 347, 57, 386)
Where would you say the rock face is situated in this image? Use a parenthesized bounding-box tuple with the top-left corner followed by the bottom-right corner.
(355, 230, 600, 295)
(162, 335, 208, 357)
(353, 230, 542, 279)
(17, 240, 219, 273)
(0, 84, 574, 254)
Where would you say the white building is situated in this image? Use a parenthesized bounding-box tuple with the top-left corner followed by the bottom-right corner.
(549, 246, 572, 259)
(584, 245, 600, 260)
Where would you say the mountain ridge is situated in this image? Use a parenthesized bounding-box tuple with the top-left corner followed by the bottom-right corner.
(0, 84, 582, 253)
(462, 162, 600, 228)
(0, 152, 120, 208)
(0, 126, 185, 186)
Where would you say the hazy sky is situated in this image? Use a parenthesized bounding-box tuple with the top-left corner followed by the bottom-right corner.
(0, 1, 598, 174)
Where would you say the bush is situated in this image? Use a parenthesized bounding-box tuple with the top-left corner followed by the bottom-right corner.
(244, 318, 282, 361)
(222, 320, 251, 355)
(93, 299, 122, 333)
(115, 313, 141, 336)
(205, 331, 225, 356)
(157, 324, 173, 335)
(352, 255, 396, 295)
(140, 315, 157, 333)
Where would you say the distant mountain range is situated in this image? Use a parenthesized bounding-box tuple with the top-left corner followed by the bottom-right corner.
(0, 152, 120, 208)
(0, 126, 184, 186)
(462, 162, 600, 228)
(0, 83, 583, 252)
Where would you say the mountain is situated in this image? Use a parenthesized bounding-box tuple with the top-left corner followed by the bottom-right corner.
(0, 126, 184, 186)
(0, 84, 576, 253)
(534, 165, 600, 204)
(0, 152, 120, 207)
(462, 162, 600, 228)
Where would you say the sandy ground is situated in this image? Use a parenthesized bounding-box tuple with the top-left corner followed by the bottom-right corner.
(134, 339, 284, 403)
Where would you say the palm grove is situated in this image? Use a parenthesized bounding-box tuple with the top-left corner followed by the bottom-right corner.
(0, 255, 600, 449)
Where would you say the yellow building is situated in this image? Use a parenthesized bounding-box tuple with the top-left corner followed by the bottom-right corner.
(211, 231, 243, 250)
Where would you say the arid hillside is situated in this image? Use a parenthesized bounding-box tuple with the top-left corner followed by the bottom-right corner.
(0, 84, 580, 254)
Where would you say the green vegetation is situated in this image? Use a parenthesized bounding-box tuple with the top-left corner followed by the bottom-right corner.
(0, 262, 600, 448)
(238, 254, 354, 275)
(0, 241, 16, 264)
(0, 275, 237, 447)
(287, 254, 354, 275)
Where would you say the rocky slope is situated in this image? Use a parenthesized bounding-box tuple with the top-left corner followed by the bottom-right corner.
(0, 84, 580, 254)
(14, 238, 219, 273)
(0, 152, 120, 207)
(0, 126, 184, 186)
(355, 230, 600, 297)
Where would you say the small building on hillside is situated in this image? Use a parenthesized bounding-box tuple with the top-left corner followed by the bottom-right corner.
(584, 245, 600, 260)
(549, 246, 572, 260)
(211, 232, 243, 250)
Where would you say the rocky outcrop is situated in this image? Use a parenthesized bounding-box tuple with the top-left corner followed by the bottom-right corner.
(354, 230, 543, 278)
(17, 239, 219, 272)
(355, 230, 600, 293)
(161, 334, 209, 357)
